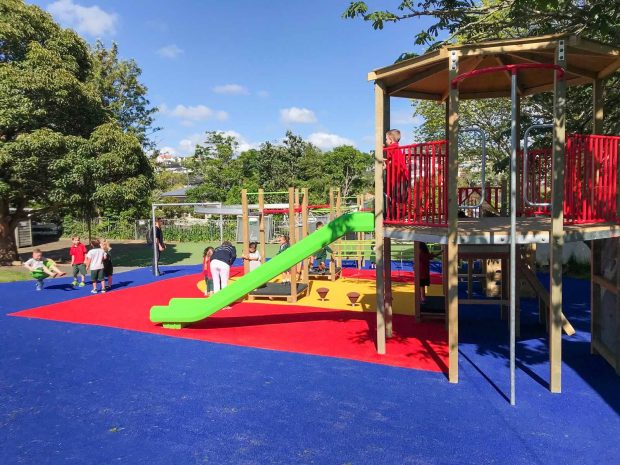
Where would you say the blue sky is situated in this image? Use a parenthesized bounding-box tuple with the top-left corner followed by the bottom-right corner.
(29, 0, 434, 154)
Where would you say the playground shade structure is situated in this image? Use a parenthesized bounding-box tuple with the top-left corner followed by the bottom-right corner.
(150, 212, 375, 326)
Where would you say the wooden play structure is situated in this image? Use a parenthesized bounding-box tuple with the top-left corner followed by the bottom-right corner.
(239, 187, 371, 301)
(370, 34, 620, 404)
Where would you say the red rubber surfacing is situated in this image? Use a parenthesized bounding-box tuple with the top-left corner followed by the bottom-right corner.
(11, 273, 448, 373)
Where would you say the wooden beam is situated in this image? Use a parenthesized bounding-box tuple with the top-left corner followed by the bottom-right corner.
(241, 189, 250, 276)
(549, 41, 566, 394)
(387, 62, 446, 95)
(447, 50, 460, 383)
(414, 241, 421, 322)
(301, 187, 309, 284)
(374, 81, 389, 355)
(288, 187, 297, 303)
(569, 38, 620, 57)
(392, 90, 443, 101)
(505, 51, 597, 79)
(258, 189, 266, 265)
(384, 238, 393, 338)
(441, 56, 485, 101)
(593, 79, 605, 135)
(598, 57, 620, 79)
(523, 76, 590, 96)
(460, 91, 512, 100)
(368, 50, 446, 81)
(495, 56, 523, 95)
(457, 40, 560, 58)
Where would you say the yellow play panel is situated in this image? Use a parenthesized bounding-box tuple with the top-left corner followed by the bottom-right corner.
(197, 277, 443, 316)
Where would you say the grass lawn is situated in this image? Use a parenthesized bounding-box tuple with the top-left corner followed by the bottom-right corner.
(0, 267, 30, 282)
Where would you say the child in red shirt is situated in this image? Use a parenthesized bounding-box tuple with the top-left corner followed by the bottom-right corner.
(69, 236, 87, 287)
(202, 247, 214, 296)
(384, 129, 409, 219)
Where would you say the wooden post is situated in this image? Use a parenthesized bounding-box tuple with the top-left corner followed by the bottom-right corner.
(329, 189, 335, 221)
(549, 40, 566, 393)
(447, 50, 460, 383)
(357, 194, 364, 268)
(384, 237, 393, 338)
(414, 241, 421, 322)
(592, 78, 605, 356)
(374, 81, 389, 355)
(301, 187, 309, 283)
(467, 258, 473, 299)
(593, 79, 604, 135)
(258, 189, 266, 264)
(241, 189, 250, 275)
(288, 187, 297, 303)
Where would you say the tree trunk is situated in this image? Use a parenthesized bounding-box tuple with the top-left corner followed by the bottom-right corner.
(0, 217, 19, 264)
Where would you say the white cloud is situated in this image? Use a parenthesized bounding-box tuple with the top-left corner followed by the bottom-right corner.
(157, 44, 184, 59)
(173, 130, 257, 156)
(257, 90, 269, 98)
(280, 107, 317, 124)
(159, 146, 177, 155)
(47, 0, 118, 37)
(212, 84, 249, 95)
(169, 104, 228, 123)
(308, 132, 355, 150)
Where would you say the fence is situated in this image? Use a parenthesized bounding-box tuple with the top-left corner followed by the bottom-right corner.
(384, 140, 448, 226)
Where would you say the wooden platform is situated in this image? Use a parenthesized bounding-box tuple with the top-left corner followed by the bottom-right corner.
(385, 217, 620, 244)
(309, 267, 342, 281)
(248, 282, 309, 302)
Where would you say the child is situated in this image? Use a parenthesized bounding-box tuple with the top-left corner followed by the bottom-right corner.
(311, 222, 333, 274)
(384, 129, 409, 219)
(277, 234, 291, 283)
(23, 249, 66, 291)
(101, 239, 113, 291)
(85, 239, 106, 294)
(69, 236, 87, 287)
(418, 242, 441, 303)
(242, 242, 262, 272)
(202, 246, 214, 296)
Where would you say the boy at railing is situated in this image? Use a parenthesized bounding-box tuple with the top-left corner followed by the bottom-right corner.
(384, 129, 409, 220)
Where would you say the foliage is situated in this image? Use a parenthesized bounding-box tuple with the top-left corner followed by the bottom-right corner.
(343, 1, 620, 48)
(90, 41, 160, 149)
(0, 0, 154, 263)
(183, 130, 374, 206)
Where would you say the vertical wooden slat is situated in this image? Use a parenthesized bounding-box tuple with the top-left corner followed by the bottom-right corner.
(258, 189, 266, 264)
(375, 81, 388, 354)
(241, 189, 250, 275)
(549, 43, 566, 393)
(447, 51, 460, 383)
(288, 187, 297, 303)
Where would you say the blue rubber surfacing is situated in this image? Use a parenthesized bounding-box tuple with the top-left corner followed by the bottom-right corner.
(0, 266, 619, 465)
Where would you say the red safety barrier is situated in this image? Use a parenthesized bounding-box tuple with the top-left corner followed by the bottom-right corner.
(519, 133, 620, 224)
(383, 140, 448, 227)
(384, 134, 620, 227)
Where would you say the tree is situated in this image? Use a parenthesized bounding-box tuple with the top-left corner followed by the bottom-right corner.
(90, 41, 160, 150)
(185, 131, 243, 203)
(0, 0, 153, 263)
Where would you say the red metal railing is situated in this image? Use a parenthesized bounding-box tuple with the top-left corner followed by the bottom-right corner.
(384, 140, 448, 226)
(384, 134, 620, 227)
(519, 133, 620, 224)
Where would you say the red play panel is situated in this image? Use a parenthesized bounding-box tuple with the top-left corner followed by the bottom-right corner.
(11, 274, 448, 373)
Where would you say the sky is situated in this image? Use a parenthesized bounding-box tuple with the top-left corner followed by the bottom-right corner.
(28, 0, 435, 155)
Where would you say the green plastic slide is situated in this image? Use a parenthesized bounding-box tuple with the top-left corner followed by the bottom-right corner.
(150, 212, 375, 328)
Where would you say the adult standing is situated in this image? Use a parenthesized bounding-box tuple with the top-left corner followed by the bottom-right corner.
(154, 217, 166, 275)
(210, 240, 237, 293)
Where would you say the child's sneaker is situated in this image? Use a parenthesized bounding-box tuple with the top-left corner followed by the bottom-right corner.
(79, 282, 85, 287)
(35, 282, 43, 291)
(90, 289, 98, 294)
(72, 279, 78, 286)
(101, 289, 106, 294)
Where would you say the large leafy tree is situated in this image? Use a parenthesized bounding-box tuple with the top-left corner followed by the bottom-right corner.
(90, 41, 159, 149)
(0, 0, 153, 263)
